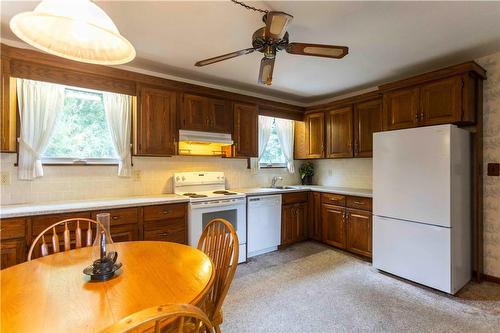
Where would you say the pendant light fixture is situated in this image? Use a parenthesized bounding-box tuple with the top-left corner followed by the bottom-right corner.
(9, 0, 136, 65)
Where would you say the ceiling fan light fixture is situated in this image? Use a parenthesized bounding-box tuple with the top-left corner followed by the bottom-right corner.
(9, 0, 136, 65)
(258, 57, 275, 86)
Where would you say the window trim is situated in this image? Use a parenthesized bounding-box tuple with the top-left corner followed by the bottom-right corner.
(41, 157, 120, 165)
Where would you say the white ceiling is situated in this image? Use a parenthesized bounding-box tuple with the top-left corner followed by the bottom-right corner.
(2, 1, 500, 104)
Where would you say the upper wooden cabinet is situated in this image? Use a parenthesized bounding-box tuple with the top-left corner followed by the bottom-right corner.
(326, 106, 353, 158)
(233, 102, 258, 157)
(136, 86, 177, 156)
(420, 76, 463, 126)
(382, 68, 484, 130)
(304, 112, 325, 159)
(180, 94, 232, 133)
(383, 87, 419, 130)
(354, 99, 382, 157)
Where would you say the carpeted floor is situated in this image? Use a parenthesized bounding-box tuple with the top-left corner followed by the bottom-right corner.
(221, 242, 500, 332)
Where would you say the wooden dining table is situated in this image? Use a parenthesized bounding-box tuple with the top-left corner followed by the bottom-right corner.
(0, 241, 214, 333)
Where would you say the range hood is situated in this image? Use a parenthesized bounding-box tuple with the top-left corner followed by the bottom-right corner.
(178, 130, 233, 156)
(178, 130, 233, 145)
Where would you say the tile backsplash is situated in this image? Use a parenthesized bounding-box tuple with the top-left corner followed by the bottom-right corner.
(0, 154, 299, 205)
(310, 158, 372, 189)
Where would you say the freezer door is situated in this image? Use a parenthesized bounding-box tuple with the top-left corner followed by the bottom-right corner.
(373, 125, 451, 227)
(373, 216, 452, 293)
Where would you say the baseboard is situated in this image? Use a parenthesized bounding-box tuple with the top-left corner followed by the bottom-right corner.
(482, 273, 500, 284)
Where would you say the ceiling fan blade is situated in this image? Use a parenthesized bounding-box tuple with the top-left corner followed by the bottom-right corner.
(286, 43, 348, 59)
(265, 11, 293, 40)
(258, 57, 275, 86)
(195, 48, 255, 66)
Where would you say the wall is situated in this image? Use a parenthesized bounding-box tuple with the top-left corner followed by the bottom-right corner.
(310, 158, 372, 189)
(0, 154, 299, 205)
(477, 52, 500, 278)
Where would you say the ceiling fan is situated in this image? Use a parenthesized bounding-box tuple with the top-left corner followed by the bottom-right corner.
(195, 2, 349, 86)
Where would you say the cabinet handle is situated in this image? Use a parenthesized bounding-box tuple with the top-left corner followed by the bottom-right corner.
(162, 210, 171, 215)
(353, 201, 364, 205)
(112, 216, 119, 220)
(420, 112, 424, 121)
(159, 232, 170, 237)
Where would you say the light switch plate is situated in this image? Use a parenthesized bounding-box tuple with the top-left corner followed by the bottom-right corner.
(133, 170, 142, 181)
(487, 163, 499, 176)
(1, 171, 11, 185)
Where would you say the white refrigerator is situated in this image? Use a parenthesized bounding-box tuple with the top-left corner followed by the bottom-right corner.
(373, 124, 471, 294)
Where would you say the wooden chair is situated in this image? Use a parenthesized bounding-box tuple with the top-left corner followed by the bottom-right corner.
(100, 303, 214, 333)
(27, 218, 110, 261)
(197, 218, 239, 333)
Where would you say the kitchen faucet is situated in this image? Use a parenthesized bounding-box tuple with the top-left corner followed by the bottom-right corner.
(270, 176, 283, 188)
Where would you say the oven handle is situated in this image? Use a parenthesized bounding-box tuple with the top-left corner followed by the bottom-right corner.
(190, 200, 245, 210)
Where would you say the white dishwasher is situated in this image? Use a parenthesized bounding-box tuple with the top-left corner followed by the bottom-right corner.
(247, 194, 282, 258)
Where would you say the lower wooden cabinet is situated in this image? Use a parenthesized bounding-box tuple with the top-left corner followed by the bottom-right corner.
(0, 238, 25, 269)
(322, 204, 346, 248)
(321, 194, 372, 258)
(281, 193, 308, 246)
(308, 192, 322, 241)
(345, 209, 372, 257)
(0, 202, 188, 269)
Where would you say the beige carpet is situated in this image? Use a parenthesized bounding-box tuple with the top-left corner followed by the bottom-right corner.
(221, 242, 500, 332)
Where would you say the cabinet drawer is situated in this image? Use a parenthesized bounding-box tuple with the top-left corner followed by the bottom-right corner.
(346, 196, 372, 211)
(321, 193, 346, 206)
(143, 203, 186, 221)
(1, 218, 26, 240)
(32, 212, 91, 236)
(282, 192, 308, 205)
(144, 218, 186, 244)
(91, 207, 138, 226)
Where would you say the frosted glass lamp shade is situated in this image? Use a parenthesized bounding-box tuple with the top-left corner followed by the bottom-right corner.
(9, 0, 136, 65)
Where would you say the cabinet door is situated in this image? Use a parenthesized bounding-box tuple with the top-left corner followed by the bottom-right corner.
(308, 192, 322, 241)
(110, 224, 139, 243)
(209, 98, 232, 133)
(304, 112, 324, 158)
(1, 57, 16, 153)
(354, 99, 382, 157)
(233, 102, 258, 157)
(346, 209, 372, 258)
(181, 94, 210, 131)
(420, 76, 462, 126)
(383, 87, 419, 130)
(144, 218, 187, 244)
(295, 202, 308, 242)
(137, 86, 177, 156)
(0, 239, 26, 269)
(281, 204, 296, 246)
(322, 204, 346, 248)
(326, 106, 353, 158)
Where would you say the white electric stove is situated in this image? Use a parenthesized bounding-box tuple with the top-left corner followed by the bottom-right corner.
(173, 172, 247, 263)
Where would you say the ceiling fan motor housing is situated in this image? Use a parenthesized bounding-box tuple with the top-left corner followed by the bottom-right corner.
(252, 27, 289, 58)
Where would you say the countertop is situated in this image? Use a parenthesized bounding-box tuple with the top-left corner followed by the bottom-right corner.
(232, 185, 372, 198)
(0, 194, 189, 219)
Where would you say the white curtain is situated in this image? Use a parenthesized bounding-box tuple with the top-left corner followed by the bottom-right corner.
(275, 118, 295, 173)
(251, 115, 274, 173)
(17, 79, 65, 180)
(103, 92, 132, 177)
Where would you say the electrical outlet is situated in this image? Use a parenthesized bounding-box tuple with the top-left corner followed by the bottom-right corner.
(1, 172, 11, 185)
(133, 170, 142, 181)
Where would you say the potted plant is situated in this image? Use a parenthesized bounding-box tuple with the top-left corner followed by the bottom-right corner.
(299, 162, 314, 185)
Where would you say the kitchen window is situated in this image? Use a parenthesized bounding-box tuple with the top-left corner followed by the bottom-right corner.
(259, 118, 287, 168)
(16, 78, 133, 180)
(258, 116, 295, 172)
(42, 87, 119, 164)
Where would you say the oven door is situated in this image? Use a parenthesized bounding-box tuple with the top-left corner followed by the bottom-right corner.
(188, 198, 247, 263)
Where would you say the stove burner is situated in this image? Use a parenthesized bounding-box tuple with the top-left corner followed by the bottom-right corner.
(183, 193, 208, 198)
(213, 190, 237, 195)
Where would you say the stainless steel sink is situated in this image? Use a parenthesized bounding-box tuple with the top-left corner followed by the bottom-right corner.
(265, 186, 297, 190)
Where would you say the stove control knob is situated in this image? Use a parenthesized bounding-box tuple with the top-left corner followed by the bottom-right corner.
(175, 176, 180, 181)
(182, 176, 186, 181)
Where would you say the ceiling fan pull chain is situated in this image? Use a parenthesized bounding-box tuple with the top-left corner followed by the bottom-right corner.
(230, 0, 269, 14)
